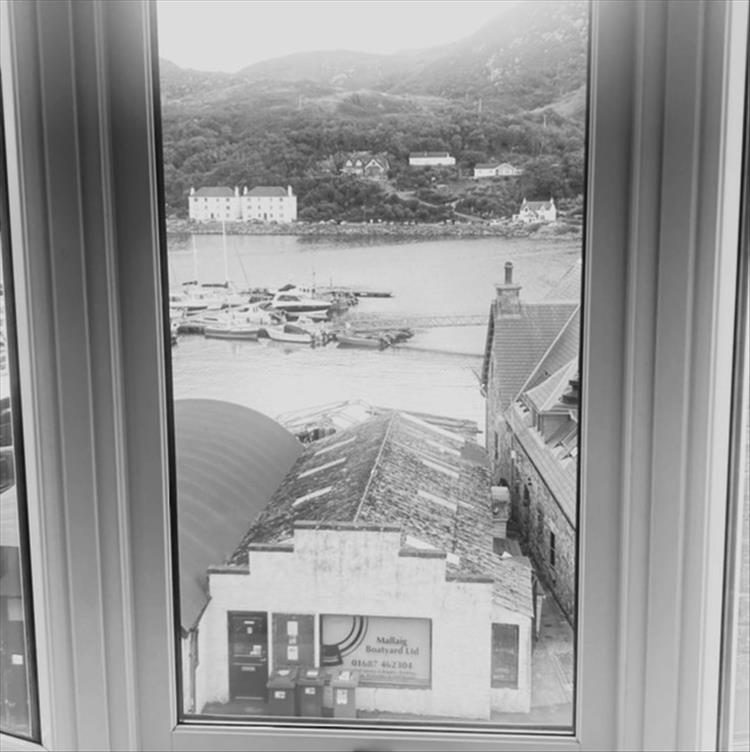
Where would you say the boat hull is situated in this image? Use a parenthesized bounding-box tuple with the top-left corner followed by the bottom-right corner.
(336, 334, 387, 349)
(204, 327, 259, 341)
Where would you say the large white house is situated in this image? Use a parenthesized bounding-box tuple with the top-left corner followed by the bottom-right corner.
(241, 185, 297, 223)
(474, 162, 524, 179)
(513, 197, 557, 223)
(188, 185, 298, 223)
(408, 152, 456, 167)
(188, 186, 242, 222)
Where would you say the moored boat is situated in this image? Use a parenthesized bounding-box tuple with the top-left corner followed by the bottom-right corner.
(267, 323, 314, 344)
(336, 333, 389, 349)
(204, 324, 260, 341)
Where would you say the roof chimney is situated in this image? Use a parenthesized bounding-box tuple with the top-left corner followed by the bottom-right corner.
(189, 186, 195, 196)
(287, 185, 293, 197)
(495, 261, 522, 317)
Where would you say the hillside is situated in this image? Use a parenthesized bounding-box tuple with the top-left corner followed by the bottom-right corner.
(158, 0, 588, 220)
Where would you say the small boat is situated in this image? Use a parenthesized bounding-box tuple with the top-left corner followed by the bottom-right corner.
(336, 333, 389, 349)
(268, 289, 331, 315)
(267, 323, 314, 344)
(204, 324, 260, 341)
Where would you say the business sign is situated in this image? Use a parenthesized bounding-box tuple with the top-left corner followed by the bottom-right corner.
(320, 614, 431, 688)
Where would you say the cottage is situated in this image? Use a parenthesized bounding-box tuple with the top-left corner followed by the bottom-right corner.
(408, 151, 456, 167)
(187, 408, 534, 719)
(482, 262, 580, 624)
(474, 162, 524, 179)
(512, 197, 557, 223)
(188, 186, 242, 222)
(241, 185, 297, 223)
(341, 152, 390, 180)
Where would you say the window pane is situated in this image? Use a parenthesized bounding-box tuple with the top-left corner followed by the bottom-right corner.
(157, 0, 586, 730)
(0, 110, 39, 741)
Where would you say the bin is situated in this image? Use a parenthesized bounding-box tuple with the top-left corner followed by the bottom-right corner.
(330, 669, 359, 719)
(296, 667, 325, 717)
(266, 666, 298, 716)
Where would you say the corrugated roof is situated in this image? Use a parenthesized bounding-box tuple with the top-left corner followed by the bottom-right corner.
(193, 186, 234, 197)
(525, 359, 578, 413)
(544, 259, 582, 302)
(175, 399, 303, 630)
(410, 152, 452, 159)
(246, 186, 288, 197)
(229, 412, 533, 616)
(481, 301, 578, 412)
(522, 308, 580, 394)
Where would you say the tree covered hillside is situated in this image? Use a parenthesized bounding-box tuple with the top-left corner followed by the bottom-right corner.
(159, 0, 588, 221)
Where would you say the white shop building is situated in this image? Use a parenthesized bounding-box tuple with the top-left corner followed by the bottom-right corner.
(188, 186, 242, 222)
(177, 402, 534, 720)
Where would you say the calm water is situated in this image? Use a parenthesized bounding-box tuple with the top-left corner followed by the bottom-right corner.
(168, 234, 580, 433)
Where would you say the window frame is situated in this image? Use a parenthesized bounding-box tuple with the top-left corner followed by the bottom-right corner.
(0, 0, 747, 750)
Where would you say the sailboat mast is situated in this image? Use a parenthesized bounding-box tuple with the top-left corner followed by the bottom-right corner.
(222, 219, 229, 283)
(191, 234, 199, 282)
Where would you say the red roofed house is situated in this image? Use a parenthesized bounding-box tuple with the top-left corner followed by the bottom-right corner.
(482, 261, 580, 625)
(241, 185, 297, 223)
(191, 410, 534, 720)
(189, 186, 242, 222)
(513, 197, 557, 224)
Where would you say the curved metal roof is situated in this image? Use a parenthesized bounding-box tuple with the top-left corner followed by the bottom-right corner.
(175, 399, 302, 631)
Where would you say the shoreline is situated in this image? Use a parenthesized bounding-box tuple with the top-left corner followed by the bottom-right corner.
(166, 218, 582, 242)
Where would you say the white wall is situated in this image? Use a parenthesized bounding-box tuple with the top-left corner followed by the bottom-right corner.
(195, 527, 531, 719)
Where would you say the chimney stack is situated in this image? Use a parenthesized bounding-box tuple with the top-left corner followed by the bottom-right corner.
(495, 261, 522, 317)
(490, 485, 511, 539)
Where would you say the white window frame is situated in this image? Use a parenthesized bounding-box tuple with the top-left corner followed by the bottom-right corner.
(0, 0, 746, 750)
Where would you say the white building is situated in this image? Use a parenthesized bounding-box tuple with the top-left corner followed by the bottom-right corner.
(474, 162, 524, 179)
(408, 152, 456, 167)
(241, 185, 297, 223)
(513, 197, 557, 223)
(181, 406, 534, 720)
(188, 186, 241, 222)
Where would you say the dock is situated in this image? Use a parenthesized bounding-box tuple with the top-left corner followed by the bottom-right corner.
(335, 312, 487, 330)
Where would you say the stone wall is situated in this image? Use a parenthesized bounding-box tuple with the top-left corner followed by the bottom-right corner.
(510, 439, 576, 625)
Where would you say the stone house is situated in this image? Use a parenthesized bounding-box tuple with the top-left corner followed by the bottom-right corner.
(513, 197, 557, 223)
(188, 186, 242, 222)
(190, 409, 534, 719)
(482, 262, 580, 625)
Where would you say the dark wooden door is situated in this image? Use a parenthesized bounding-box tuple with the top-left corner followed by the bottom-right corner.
(228, 612, 268, 700)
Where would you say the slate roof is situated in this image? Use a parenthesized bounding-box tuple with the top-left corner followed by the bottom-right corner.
(175, 399, 303, 631)
(508, 392, 578, 526)
(229, 411, 533, 617)
(246, 186, 288, 197)
(481, 301, 578, 412)
(193, 186, 234, 197)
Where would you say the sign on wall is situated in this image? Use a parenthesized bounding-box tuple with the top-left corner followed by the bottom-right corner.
(320, 614, 431, 688)
(272, 613, 314, 668)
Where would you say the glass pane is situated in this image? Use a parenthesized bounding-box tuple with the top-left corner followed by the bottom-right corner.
(157, 0, 586, 729)
(720, 76, 749, 751)
(0, 110, 39, 741)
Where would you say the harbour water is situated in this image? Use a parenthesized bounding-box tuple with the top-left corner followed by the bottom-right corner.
(168, 234, 581, 434)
